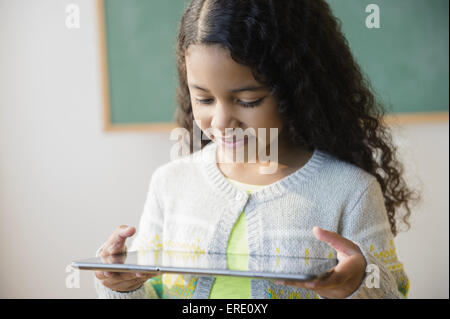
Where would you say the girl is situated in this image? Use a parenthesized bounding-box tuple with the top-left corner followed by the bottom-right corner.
(94, 0, 417, 299)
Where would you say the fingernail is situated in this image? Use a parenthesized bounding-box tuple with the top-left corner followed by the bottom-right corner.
(306, 282, 315, 288)
(104, 272, 110, 277)
(274, 280, 284, 285)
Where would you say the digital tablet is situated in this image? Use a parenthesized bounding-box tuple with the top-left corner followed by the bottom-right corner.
(72, 249, 338, 281)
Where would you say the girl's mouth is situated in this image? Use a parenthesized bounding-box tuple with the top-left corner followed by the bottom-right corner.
(218, 136, 250, 149)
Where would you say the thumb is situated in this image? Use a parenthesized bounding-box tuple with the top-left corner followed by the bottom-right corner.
(312, 226, 360, 257)
(108, 225, 136, 254)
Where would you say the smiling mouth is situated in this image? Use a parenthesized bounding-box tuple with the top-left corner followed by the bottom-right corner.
(222, 136, 244, 143)
(216, 135, 253, 149)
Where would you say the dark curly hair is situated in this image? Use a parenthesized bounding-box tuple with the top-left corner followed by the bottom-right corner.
(174, 0, 419, 237)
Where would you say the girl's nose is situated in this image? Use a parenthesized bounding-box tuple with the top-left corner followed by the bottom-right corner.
(210, 102, 240, 136)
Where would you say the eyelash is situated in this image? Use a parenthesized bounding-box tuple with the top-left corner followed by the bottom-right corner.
(194, 97, 264, 108)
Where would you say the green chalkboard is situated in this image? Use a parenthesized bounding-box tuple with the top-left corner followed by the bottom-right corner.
(100, 0, 190, 127)
(100, 0, 448, 128)
(327, 0, 449, 114)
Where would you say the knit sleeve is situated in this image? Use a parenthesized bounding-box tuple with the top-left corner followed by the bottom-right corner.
(337, 177, 410, 299)
(94, 168, 165, 299)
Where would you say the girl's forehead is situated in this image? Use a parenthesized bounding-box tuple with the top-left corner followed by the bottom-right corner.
(185, 44, 258, 85)
(185, 44, 232, 65)
(186, 43, 227, 56)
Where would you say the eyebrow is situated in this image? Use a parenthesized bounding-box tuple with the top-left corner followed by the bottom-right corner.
(188, 83, 267, 93)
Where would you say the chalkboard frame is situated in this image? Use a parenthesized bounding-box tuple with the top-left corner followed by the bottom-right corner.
(97, 0, 448, 133)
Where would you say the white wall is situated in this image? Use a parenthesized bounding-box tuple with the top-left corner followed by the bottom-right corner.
(0, 0, 448, 298)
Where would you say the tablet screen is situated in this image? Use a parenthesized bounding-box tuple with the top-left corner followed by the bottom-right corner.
(73, 249, 337, 281)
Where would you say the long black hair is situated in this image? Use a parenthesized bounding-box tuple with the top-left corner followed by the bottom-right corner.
(174, 0, 419, 236)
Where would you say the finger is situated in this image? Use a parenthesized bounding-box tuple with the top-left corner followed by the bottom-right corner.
(102, 274, 145, 286)
(96, 271, 125, 280)
(317, 267, 335, 281)
(117, 280, 148, 293)
(101, 271, 151, 281)
(331, 254, 366, 281)
(273, 279, 313, 289)
(108, 253, 128, 264)
(95, 271, 107, 280)
(105, 225, 136, 255)
(312, 226, 360, 257)
(306, 268, 348, 290)
(95, 271, 118, 280)
(311, 254, 366, 290)
(104, 277, 149, 292)
(283, 273, 342, 291)
(274, 266, 344, 290)
(274, 268, 334, 288)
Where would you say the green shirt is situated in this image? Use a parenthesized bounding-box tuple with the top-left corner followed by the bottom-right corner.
(146, 177, 266, 299)
(209, 178, 266, 299)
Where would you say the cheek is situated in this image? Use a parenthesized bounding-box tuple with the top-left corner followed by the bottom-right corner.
(192, 107, 209, 132)
(256, 104, 284, 133)
(253, 106, 284, 143)
(191, 102, 202, 121)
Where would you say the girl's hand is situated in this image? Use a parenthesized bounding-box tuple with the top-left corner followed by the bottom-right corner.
(275, 226, 367, 299)
(94, 225, 156, 292)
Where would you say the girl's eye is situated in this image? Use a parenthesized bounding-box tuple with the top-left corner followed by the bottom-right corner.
(239, 97, 265, 108)
(194, 97, 265, 108)
(195, 98, 214, 105)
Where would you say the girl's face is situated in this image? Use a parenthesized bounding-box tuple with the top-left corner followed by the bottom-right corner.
(185, 44, 285, 162)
